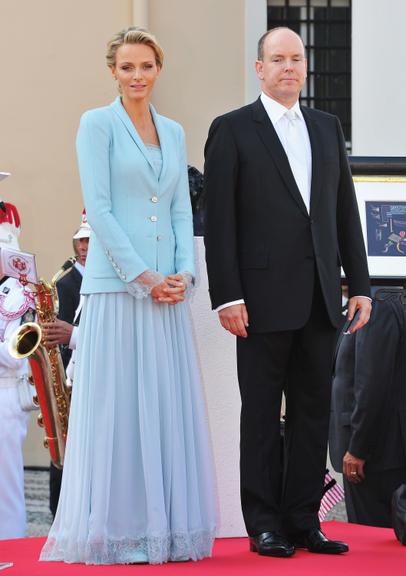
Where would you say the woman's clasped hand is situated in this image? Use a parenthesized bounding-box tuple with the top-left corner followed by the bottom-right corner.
(152, 274, 187, 304)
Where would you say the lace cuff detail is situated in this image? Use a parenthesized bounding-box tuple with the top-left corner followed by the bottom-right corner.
(126, 270, 164, 299)
(177, 271, 195, 300)
(178, 272, 194, 288)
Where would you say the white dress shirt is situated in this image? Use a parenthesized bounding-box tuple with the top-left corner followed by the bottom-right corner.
(74, 261, 85, 276)
(260, 92, 312, 212)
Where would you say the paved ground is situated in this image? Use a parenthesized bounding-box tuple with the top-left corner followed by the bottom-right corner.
(25, 468, 347, 538)
(25, 469, 53, 537)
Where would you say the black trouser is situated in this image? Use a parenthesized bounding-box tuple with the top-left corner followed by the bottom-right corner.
(237, 277, 336, 536)
(49, 462, 63, 517)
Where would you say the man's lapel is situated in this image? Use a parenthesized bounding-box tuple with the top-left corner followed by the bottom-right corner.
(251, 98, 308, 217)
(301, 106, 323, 217)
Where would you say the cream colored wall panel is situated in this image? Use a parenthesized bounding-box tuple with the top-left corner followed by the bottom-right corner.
(0, 0, 132, 282)
(149, 0, 246, 169)
(0, 0, 133, 466)
(245, 0, 267, 103)
(132, 0, 149, 27)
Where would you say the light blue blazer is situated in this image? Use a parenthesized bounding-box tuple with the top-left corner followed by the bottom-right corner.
(76, 96, 194, 295)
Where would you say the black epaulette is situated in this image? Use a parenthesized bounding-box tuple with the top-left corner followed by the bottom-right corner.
(56, 260, 75, 285)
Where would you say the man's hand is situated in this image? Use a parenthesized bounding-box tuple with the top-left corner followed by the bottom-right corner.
(343, 451, 365, 483)
(42, 319, 73, 348)
(347, 296, 372, 333)
(218, 304, 249, 338)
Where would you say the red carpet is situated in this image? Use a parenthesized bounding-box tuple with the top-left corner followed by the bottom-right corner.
(0, 522, 405, 575)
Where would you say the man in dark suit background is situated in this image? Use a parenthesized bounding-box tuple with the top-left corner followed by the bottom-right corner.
(42, 211, 90, 517)
(330, 287, 406, 528)
(204, 27, 371, 557)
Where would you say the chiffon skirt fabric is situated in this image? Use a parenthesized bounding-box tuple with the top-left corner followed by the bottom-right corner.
(40, 293, 217, 564)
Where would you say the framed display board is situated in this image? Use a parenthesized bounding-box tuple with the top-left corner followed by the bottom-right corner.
(353, 177, 406, 279)
(349, 157, 406, 283)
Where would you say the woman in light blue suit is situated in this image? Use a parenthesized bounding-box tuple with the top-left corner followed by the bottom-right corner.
(41, 28, 216, 565)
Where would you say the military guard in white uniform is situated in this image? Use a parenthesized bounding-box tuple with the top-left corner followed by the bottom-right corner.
(0, 179, 36, 539)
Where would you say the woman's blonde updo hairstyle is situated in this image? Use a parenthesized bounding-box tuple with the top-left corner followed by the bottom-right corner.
(106, 27, 164, 69)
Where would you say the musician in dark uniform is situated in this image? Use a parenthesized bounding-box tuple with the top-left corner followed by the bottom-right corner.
(43, 211, 90, 517)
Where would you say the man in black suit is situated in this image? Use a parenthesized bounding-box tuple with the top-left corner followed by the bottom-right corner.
(42, 212, 90, 516)
(204, 27, 371, 557)
(330, 287, 406, 528)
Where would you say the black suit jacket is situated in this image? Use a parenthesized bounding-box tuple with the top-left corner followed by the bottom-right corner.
(204, 98, 370, 332)
(56, 266, 82, 368)
(329, 289, 406, 473)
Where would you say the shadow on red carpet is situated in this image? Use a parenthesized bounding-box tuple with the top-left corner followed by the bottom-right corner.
(0, 521, 404, 575)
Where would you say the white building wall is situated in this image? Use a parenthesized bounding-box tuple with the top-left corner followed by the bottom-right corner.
(191, 239, 246, 537)
(245, 0, 268, 103)
(352, 0, 406, 155)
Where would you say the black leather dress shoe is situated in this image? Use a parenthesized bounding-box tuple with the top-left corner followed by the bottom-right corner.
(292, 528, 349, 554)
(249, 532, 295, 557)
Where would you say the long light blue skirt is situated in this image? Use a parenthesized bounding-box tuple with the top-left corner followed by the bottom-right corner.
(40, 293, 217, 564)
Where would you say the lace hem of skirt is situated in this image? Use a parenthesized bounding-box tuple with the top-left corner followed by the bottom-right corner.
(40, 529, 216, 565)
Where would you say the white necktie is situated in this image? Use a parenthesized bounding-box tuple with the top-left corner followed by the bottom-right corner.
(284, 109, 310, 212)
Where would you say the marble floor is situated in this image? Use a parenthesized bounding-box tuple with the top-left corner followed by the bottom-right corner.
(25, 468, 347, 538)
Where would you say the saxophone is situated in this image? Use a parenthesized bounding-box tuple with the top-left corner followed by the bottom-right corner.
(9, 259, 75, 469)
